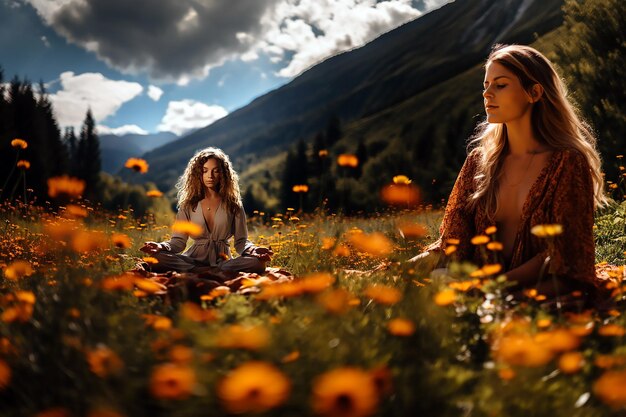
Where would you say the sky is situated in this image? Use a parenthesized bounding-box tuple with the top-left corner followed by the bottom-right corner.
(0, 0, 449, 137)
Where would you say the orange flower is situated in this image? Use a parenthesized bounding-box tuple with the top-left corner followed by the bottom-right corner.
(598, 324, 626, 337)
(292, 184, 309, 193)
(444, 245, 457, 256)
(363, 285, 402, 306)
(593, 369, 626, 408)
(298, 273, 335, 294)
(321, 237, 336, 250)
(169, 345, 194, 365)
(337, 154, 359, 168)
(311, 367, 378, 417)
(493, 334, 554, 367)
(134, 278, 167, 295)
(179, 302, 218, 322)
(486, 241, 503, 251)
(146, 189, 163, 197)
(333, 244, 350, 257)
(3, 260, 34, 280)
(471, 235, 489, 245)
(11, 138, 27, 149)
(535, 329, 580, 353)
(218, 361, 291, 414)
(595, 354, 626, 369)
(485, 226, 497, 235)
(446, 238, 461, 245)
(16, 160, 30, 169)
(111, 233, 132, 249)
(1, 303, 34, 323)
(392, 175, 411, 185)
(347, 231, 393, 257)
(498, 367, 516, 381)
(318, 149, 329, 157)
(47, 176, 85, 199)
(434, 289, 456, 306)
(72, 230, 108, 252)
(143, 256, 159, 264)
(171, 220, 203, 237)
(64, 204, 88, 219)
(143, 314, 172, 330)
(0, 359, 11, 390)
(448, 280, 480, 292)
(281, 350, 300, 363)
(397, 221, 427, 239)
(216, 325, 270, 350)
(150, 363, 196, 400)
(531, 224, 563, 238)
(559, 351, 585, 374)
(101, 273, 135, 291)
(125, 157, 149, 173)
(316, 289, 353, 315)
(86, 346, 124, 378)
(387, 318, 415, 336)
(380, 184, 420, 206)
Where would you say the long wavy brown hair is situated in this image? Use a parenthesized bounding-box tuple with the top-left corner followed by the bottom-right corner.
(175, 147, 242, 215)
(469, 44, 607, 218)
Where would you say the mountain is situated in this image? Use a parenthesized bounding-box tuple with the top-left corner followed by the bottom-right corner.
(139, 0, 564, 209)
(99, 131, 178, 174)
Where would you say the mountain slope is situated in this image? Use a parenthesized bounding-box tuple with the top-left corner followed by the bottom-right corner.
(140, 0, 563, 206)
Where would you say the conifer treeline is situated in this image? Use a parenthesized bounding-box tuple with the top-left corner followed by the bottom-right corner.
(277, 116, 369, 214)
(0, 69, 102, 203)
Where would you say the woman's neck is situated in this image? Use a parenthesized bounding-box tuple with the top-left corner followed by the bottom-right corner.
(504, 115, 546, 156)
(204, 189, 220, 199)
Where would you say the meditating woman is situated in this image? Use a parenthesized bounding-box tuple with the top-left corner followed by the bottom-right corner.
(140, 147, 271, 275)
(413, 44, 607, 300)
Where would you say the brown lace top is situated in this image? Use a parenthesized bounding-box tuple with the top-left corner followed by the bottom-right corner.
(426, 148, 599, 288)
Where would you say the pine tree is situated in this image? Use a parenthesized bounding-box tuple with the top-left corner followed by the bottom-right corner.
(355, 139, 368, 178)
(280, 149, 298, 210)
(77, 109, 102, 200)
(555, 0, 625, 178)
(325, 115, 341, 146)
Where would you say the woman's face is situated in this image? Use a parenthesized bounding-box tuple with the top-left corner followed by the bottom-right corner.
(482, 61, 534, 124)
(202, 158, 221, 192)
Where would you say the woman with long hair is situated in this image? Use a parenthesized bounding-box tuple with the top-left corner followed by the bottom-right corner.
(413, 44, 607, 300)
(141, 147, 271, 275)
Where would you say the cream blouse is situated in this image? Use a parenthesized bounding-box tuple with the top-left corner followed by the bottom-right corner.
(161, 201, 255, 267)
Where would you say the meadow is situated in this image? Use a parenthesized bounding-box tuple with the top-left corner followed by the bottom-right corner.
(1, 151, 626, 417)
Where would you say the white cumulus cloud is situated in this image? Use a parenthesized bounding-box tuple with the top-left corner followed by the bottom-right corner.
(260, 0, 424, 77)
(25, 0, 450, 83)
(97, 124, 148, 136)
(147, 85, 164, 101)
(48, 71, 143, 128)
(157, 99, 228, 136)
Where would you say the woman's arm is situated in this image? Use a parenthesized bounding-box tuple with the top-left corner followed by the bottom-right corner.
(232, 205, 256, 256)
(505, 253, 545, 287)
(159, 207, 191, 253)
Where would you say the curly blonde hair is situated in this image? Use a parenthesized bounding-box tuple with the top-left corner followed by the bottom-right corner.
(175, 147, 242, 215)
(469, 44, 607, 218)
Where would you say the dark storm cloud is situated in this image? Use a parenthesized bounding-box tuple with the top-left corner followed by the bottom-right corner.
(50, 0, 280, 80)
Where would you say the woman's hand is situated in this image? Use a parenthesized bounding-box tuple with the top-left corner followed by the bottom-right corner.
(247, 246, 273, 262)
(140, 241, 165, 254)
(407, 251, 439, 270)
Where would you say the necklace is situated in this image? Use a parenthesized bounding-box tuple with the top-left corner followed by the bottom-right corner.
(503, 152, 537, 187)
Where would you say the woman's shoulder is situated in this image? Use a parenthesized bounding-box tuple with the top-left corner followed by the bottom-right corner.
(554, 147, 590, 169)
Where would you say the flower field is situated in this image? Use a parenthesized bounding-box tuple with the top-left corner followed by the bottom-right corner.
(1, 163, 626, 416)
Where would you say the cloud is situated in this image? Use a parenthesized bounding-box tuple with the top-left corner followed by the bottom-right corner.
(48, 71, 143, 127)
(40, 35, 50, 47)
(97, 124, 148, 136)
(157, 99, 228, 136)
(260, 0, 425, 77)
(26, 0, 281, 82)
(25, 0, 449, 82)
(147, 85, 163, 101)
